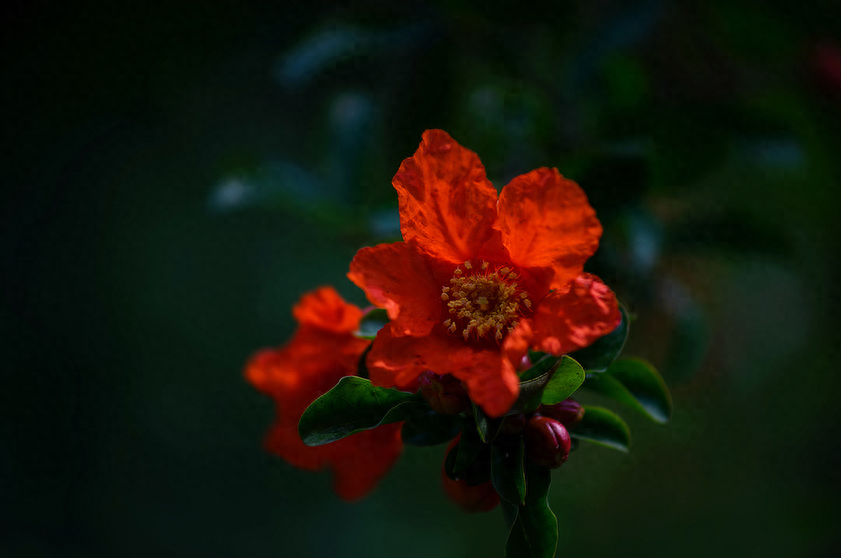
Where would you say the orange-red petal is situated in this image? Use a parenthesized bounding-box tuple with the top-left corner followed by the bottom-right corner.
(393, 129, 498, 263)
(245, 288, 402, 501)
(348, 241, 444, 336)
(495, 167, 602, 290)
(367, 325, 519, 418)
(532, 273, 621, 355)
(330, 423, 403, 502)
(292, 286, 364, 335)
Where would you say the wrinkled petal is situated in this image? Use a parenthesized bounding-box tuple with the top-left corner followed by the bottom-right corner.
(533, 273, 621, 355)
(496, 167, 602, 290)
(367, 325, 518, 418)
(348, 241, 445, 336)
(330, 423, 403, 502)
(393, 129, 498, 263)
(292, 286, 363, 334)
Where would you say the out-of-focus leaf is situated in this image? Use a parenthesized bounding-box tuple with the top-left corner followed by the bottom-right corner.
(568, 304, 630, 372)
(585, 358, 672, 423)
(492, 437, 526, 506)
(571, 406, 631, 452)
(298, 377, 426, 446)
(401, 412, 462, 446)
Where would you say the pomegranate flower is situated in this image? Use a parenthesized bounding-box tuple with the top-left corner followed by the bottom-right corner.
(245, 286, 402, 501)
(348, 130, 620, 418)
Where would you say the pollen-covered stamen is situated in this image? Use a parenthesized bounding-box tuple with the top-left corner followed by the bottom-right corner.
(442, 261, 532, 341)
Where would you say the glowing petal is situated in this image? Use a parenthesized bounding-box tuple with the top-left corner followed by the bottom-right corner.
(533, 273, 621, 355)
(496, 167, 602, 290)
(393, 129, 498, 263)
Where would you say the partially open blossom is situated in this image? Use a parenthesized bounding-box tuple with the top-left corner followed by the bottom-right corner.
(245, 286, 402, 502)
(440, 437, 500, 512)
(348, 130, 621, 418)
(524, 415, 572, 469)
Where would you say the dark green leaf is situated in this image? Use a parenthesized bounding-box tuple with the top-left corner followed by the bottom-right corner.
(539, 356, 585, 405)
(568, 304, 630, 372)
(585, 358, 672, 423)
(401, 412, 462, 446)
(505, 464, 558, 558)
(571, 406, 631, 452)
(474, 403, 504, 443)
(511, 358, 562, 414)
(298, 376, 426, 446)
(519, 354, 559, 382)
(492, 437, 526, 506)
(444, 423, 491, 486)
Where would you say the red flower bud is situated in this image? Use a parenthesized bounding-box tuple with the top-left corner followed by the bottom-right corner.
(524, 415, 571, 469)
(440, 437, 499, 512)
(418, 371, 470, 415)
(538, 398, 584, 429)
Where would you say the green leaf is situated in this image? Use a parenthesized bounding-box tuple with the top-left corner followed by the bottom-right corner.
(511, 358, 562, 414)
(474, 403, 503, 443)
(401, 412, 462, 446)
(568, 304, 630, 372)
(571, 406, 631, 452)
(519, 353, 559, 382)
(505, 464, 558, 558)
(585, 358, 672, 423)
(539, 356, 586, 405)
(298, 376, 426, 446)
(444, 423, 490, 486)
(492, 437, 526, 506)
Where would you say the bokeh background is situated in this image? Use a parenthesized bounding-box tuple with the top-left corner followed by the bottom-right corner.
(3, 1, 841, 556)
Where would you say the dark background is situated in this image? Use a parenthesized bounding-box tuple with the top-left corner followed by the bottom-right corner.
(2, 1, 840, 556)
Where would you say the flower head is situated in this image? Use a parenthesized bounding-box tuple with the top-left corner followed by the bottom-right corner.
(245, 286, 403, 501)
(348, 130, 620, 418)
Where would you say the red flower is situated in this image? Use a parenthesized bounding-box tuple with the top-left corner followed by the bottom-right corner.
(348, 130, 620, 418)
(245, 286, 403, 501)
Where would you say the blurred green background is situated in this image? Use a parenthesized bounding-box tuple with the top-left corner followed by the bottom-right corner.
(3, 1, 841, 556)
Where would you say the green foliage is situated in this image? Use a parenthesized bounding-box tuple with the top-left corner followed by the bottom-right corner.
(298, 377, 427, 446)
(401, 412, 463, 446)
(585, 358, 673, 423)
(492, 437, 526, 506)
(504, 465, 558, 558)
(539, 356, 586, 405)
(571, 406, 631, 452)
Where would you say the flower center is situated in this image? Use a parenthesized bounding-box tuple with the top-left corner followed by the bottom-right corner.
(440, 260, 532, 341)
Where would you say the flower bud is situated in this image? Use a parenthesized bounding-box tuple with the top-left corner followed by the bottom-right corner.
(524, 415, 571, 469)
(418, 371, 469, 415)
(537, 398, 584, 429)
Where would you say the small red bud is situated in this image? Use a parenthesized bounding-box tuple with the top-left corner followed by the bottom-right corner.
(538, 398, 584, 429)
(418, 371, 469, 415)
(524, 415, 572, 469)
